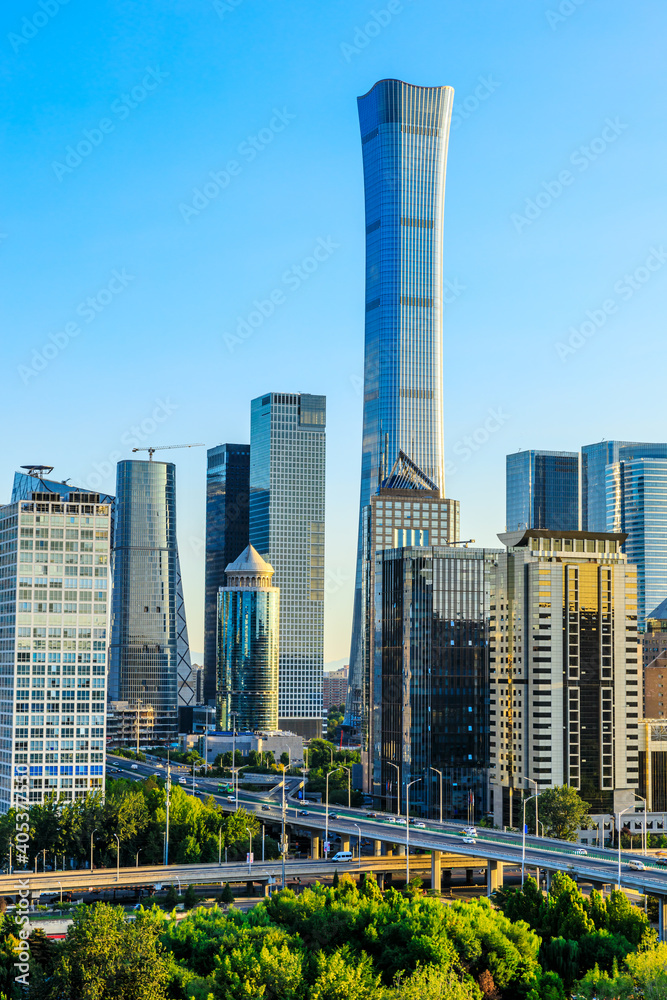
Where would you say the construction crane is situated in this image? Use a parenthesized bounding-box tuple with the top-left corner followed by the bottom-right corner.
(131, 443, 205, 461)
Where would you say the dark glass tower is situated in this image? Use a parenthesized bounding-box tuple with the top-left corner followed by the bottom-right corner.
(204, 444, 250, 704)
(348, 79, 455, 725)
(506, 450, 580, 532)
(109, 460, 185, 742)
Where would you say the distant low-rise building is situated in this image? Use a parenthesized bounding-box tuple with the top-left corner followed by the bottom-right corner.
(323, 666, 348, 712)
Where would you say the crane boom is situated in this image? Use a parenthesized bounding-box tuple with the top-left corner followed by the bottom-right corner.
(131, 443, 205, 461)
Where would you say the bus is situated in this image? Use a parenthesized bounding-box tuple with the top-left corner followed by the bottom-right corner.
(218, 783, 234, 794)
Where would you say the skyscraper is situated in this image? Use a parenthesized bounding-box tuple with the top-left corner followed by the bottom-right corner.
(582, 440, 667, 531)
(490, 528, 639, 825)
(217, 544, 279, 732)
(606, 458, 667, 627)
(0, 468, 112, 811)
(506, 449, 580, 532)
(109, 459, 190, 742)
(249, 392, 325, 738)
(348, 79, 455, 720)
(204, 444, 250, 705)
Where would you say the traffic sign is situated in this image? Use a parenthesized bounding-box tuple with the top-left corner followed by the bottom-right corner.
(324, 841, 330, 853)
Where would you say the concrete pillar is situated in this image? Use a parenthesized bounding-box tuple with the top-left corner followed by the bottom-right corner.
(395, 843, 406, 856)
(373, 840, 382, 857)
(487, 860, 504, 896)
(591, 880, 604, 892)
(431, 850, 442, 892)
(546, 871, 551, 893)
(246, 881, 254, 896)
(311, 834, 320, 860)
(341, 836, 350, 852)
(261, 881, 270, 897)
(466, 869, 473, 886)
(660, 898, 667, 943)
(384, 844, 393, 857)
(377, 872, 385, 889)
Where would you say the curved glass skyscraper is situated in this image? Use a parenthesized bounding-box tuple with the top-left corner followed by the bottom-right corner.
(347, 79, 455, 725)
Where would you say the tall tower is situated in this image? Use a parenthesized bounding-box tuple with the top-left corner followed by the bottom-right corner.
(249, 392, 325, 738)
(506, 449, 580, 532)
(217, 544, 279, 732)
(348, 79, 455, 723)
(204, 444, 250, 705)
(109, 460, 187, 742)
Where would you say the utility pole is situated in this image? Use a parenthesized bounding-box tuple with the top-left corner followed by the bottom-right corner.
(430, 767, 443, 824)
(281, 763, 287, 890)
(164, 753, 171, 865)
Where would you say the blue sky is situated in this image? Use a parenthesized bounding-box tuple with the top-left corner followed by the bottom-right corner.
(2, 0, 666, 664)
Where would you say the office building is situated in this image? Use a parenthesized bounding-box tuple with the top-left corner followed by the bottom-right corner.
(109, 460, 189, 743)
(606, 457, 667, 628)
(489, 528, 639, 826)
(204, 444, 250, 705)
(582, 440, 667, 531)
(373, 543, 495, 819)
(216, 545, 279, 732)
(323, 666, 348, 713)
(350, 451, 460, 783)
(348, 79, 455, 731)
(506, 450, 580, 532)
(249, 392, 325, 738)
(0, 467, 112, 811)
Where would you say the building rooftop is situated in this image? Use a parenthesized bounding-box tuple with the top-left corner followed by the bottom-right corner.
(225, 544, 274, 576)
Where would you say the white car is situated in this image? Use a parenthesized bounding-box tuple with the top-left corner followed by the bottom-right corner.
(574, 848, 587, 856)
(395, 818, 406, 825)
(415, 822, 426, 828)
(462, 827, 477, 837)
(628, 860, 646, 871)
(462, 836, 477, 845)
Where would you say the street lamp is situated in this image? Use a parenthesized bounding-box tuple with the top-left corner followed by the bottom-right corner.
(353, 823, 362, 869)
(135, 850, 141, 868)
(114, 834, 120, 882)
(246, 826, 253, 874)
(325, 767, 344, 857)
(429, 767, 443, 824)
(385, 761, 400, 816)
(526, 778, 539, 838)
(90, 829, 98, 872)
(522, 794, 537, 884)
(280, 762, 287, 891)
(405, 778, 421, 885)
(218, 825, 223, 866)
(230, 710, 239, 811)
(617, 807, 632, 887)
(634, 793, 648, 855)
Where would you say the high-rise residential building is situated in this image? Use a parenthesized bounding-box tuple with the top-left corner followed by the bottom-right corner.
(217, 545, 279, 732)
(204, 444, 250, 706)
(373, 543, 495, 819)
(348, 79, 456, 726)
(323, 666, 348, 713)
(489, 528, 639, 827)
(350, 451, 459, 783)
(249, 392, 325, 738)
(0, 468, 112, 811)
(109, 460, 190, 743)
(506, 450, 580, 532)
(582, 440, 667, 532)
(606, 458, 667, 628)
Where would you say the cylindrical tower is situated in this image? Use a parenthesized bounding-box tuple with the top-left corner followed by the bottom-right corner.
(216, 544, 279, 731)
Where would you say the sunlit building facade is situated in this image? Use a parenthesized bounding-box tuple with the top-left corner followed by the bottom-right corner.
(506, 449, 580, 532)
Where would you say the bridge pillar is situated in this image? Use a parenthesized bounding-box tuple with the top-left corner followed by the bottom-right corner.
(373, 840, 382, 857)
(341, 836, 350, 852)
(591, 880, 604, 892)
(431, 850, 442, 892)
(660, 898, 667, 943)
(487, 860, 503, 897)
(546, 871, 551, 893)
(383, 843, 393, 857)
(395, 843, 406, 856)
(246, 881, 254, 896)
(466, 869, 473, 886)
(377, 872, 385, 889)
(311, 834, 320, 860)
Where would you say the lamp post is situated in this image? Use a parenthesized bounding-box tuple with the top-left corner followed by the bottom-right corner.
(526, 778, 539, 838)
(135, 850, 141, 868)
(90, 829, 98, 872)
(634, 793, 648, 855)
(230, 711, 239, 811)
(280, 763, 287, 890)
(246, 826, 253, 874)
(617, 807, 632, 887)
(386, 761, 400, 816)
(164, 754, 171, 865)
(114, 834, 120, 882)
(522, 794, 537, 885)
(325, 767, 343, 857)
(405, 778, 421, 885)
(429, 767, 443, 824)
(353, 823, 361, 869)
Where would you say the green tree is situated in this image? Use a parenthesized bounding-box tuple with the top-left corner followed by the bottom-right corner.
(164, 884, 179, 909)
(624, 942, 667, 996)
(183, 883, 198, 910)
(532, 785, 591, 841)
(45, 903, 170, 1000)
(280, 752, 290, 767)
(221, 882, 235, 905)
(575, 960, 633, 999)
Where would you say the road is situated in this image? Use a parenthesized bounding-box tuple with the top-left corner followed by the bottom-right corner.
(101, 756, 667, 899)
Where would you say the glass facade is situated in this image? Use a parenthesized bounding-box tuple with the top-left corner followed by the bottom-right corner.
(249, 393, 325, 738)
(0, 472, 111, 811)
(582, 440, 667, 531)
(204, 444, 250, 704)
(348, 79, 455, 725)
(217, 550, 279, 732)
(606, 458, 667, 628)
(505, 449, 579, 532)
(373, 545, 494, 819)
(109, 460, 183, 742)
